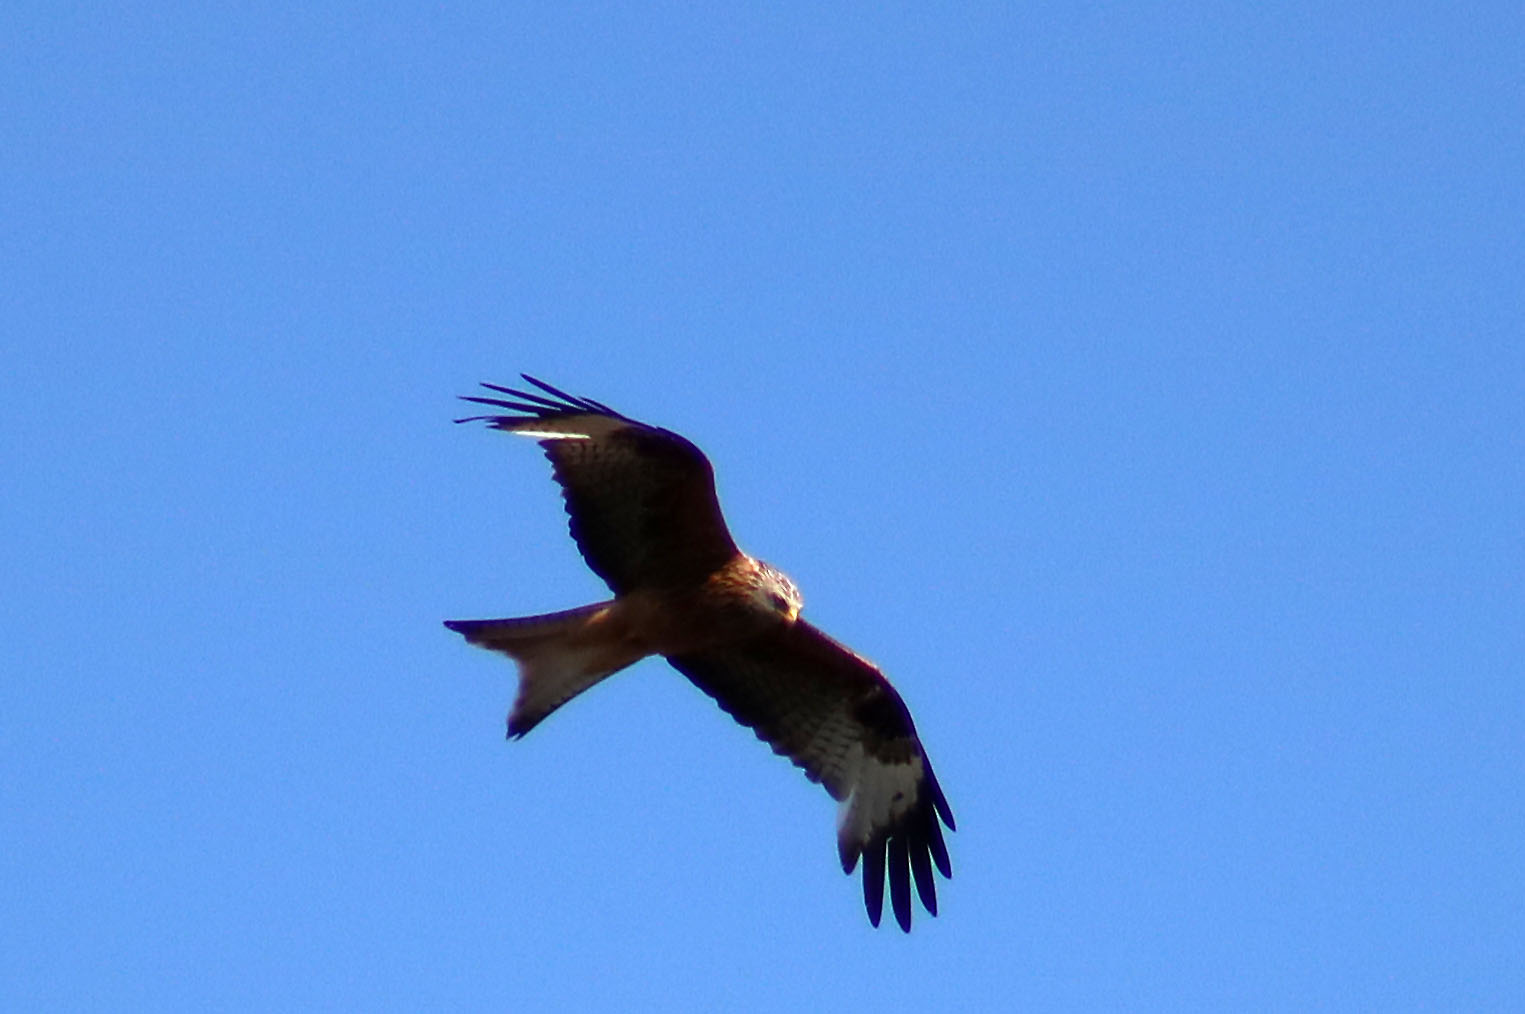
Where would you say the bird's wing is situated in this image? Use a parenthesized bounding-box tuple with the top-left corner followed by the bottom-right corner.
(665, 619, 955, 932)
(457, 375, 740, 593)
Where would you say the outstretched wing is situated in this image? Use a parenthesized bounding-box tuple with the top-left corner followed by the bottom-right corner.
(457, 375, 740, 593)
(665, 620, 955, 932)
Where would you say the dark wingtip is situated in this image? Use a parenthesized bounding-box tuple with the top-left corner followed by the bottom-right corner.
(862, 839, 886, 928)
(518, 374, 610, 415)
(888, 836, 912, 932)
(924, 760, 956, 830)
(928, 817, 952, 880)
(853, 772, 955, 930)
(478, 383, 566, 412)
(910, 840, 938, 917)
(454, 376, 626, 425)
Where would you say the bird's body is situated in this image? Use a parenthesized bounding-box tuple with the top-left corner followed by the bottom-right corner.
(445, 376, 954, 931)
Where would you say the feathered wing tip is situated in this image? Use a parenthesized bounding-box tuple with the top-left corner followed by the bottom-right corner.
(839, 751, 955, 932)
(858, 808, 953, 932)
(453, 374, 626, 426)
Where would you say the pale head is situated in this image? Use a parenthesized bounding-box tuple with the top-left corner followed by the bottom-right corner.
(752, 559, 803, 621)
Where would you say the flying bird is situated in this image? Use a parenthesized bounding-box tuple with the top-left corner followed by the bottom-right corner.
(445, 375, 954, 931)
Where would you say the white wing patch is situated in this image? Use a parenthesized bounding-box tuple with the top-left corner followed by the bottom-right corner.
(508, 414, 629, 441)
(835, 748, 925, 871)
(513, 429, 592, 440)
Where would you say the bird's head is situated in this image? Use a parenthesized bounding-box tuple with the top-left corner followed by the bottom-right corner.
(753, 560, 803, 622)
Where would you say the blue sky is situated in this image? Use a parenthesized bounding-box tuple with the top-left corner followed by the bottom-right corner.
(4, 3, 1522, 1009)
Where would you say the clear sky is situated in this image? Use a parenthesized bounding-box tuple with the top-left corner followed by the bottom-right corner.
(4, 3, 1522, 1009)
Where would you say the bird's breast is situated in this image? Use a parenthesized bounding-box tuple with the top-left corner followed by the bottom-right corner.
(613, 557, 789, 656)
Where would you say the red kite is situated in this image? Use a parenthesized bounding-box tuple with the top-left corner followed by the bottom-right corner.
(445, 375, 954, 930)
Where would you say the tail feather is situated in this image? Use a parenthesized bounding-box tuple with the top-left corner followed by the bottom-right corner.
(445, 602, 645, 736)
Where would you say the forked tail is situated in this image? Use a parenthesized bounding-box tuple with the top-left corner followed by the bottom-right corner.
(444, 601, 645, 736)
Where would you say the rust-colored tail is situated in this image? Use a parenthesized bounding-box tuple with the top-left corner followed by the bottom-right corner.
(445, 602, 646, 737)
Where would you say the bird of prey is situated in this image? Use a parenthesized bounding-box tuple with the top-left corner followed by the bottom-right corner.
(445, 375, 954, 931)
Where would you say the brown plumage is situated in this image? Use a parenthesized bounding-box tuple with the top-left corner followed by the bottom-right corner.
(445, 375, 954, 931)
